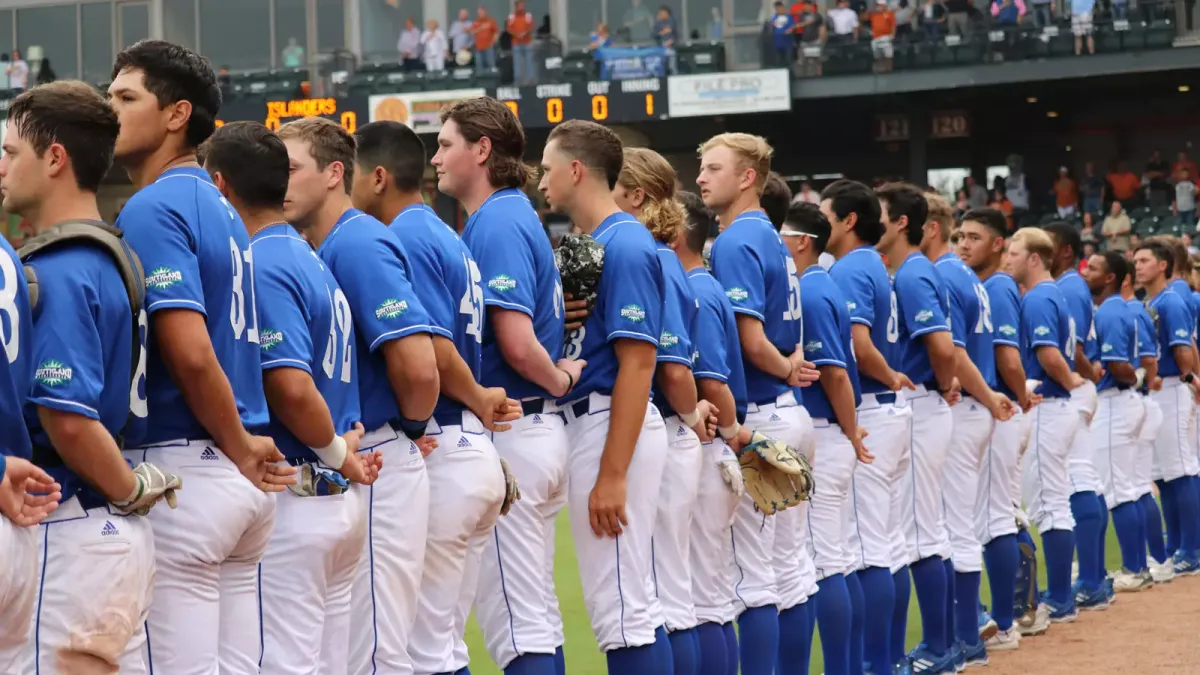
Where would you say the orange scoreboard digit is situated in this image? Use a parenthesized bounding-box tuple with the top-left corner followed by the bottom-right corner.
(495, 78, 667, 130)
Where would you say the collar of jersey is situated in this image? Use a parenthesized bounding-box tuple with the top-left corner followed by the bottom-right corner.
(251, 222, 298, 241)
(896, 250, 924, 272)
(935, 252, 958, 266)
(727, 209, 772, 228)
(154, 165, 214, 185)
(1099, 294, 1125, 309)
(1057, 269, 1081, 283)
(465, 188, 526, 234)
(801, 264, 827, 278)
(686, 268, 712, 279)
(320, 209, 369, 252)
(591, 212, 641, 240)
(1031, 279, 1057, 292)
(392, 202, 439, 227)
(848, 245, 877, 257)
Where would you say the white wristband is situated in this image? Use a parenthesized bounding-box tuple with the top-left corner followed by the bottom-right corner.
(679, 409, 701, 427)
(311, 435, 348, 470)
(1135, 368, 1146, 390)
(718, 423, 741, 441)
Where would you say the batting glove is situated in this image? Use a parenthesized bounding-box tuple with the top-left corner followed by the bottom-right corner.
(111, 462, 182, 516)
(499, 457, 521, 516)
(708, 440, 744, 497)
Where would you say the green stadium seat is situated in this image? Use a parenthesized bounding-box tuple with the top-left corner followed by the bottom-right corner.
(447, 67, 476, 88)
(424, 70, 450, 90)
(1146, 19, 1175, 48)
(473, 67, 502, 90)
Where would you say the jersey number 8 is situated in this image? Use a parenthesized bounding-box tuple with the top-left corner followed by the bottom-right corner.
(0, 252, 19, 363)
(230, 238, 260, 344)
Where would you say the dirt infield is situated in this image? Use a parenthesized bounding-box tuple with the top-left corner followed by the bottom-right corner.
(987, 575, 1200, 673)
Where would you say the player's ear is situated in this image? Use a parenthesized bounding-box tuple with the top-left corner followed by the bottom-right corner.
(631, 187, 646, 209)
(165, 99, 192, 136)
(475, 135, 493, 167)
(372, 165, 388, 195)
(326, 160, 346, 192)
(45, 142, 68, 180)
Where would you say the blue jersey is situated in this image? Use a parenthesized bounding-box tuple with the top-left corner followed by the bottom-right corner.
(560, 213, 664, 402)
(891, 252, 951, 386)
(316, 209, 434, 431)
(653, 247, 697, 418)
(799, 266, 860, 421)
(462, 189, 565, 400)
(1058, 270, 1096, 364)
(709, 209, 803, 405)
(688, 269, 748, 424)
(116, 167, 267, 445)
(390, 204, 483, 422)
(0, 240, 35, 463)
(1093, 295, 1137, 393)
(984, 272, 1022, 401)
(936, 253, 996, 389)
(828, 246, 895, 395)
(1170, 279, 1196, 341)
(1147, 288, 1193, 378)
(1128, 298, 1158, 360)
(1192, 291, 1200, 342)
(1021, 280, 1074, 399)
(251, 224, 360, 462)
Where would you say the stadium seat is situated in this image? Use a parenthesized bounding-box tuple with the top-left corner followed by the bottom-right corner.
(474, 67, 502, 90)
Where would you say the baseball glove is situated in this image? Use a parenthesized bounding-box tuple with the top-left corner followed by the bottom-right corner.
(1014, 524, 1041, 631)
(554, 233, 604, 308)
(499, 457, 521, 516)
(737, 431, 814, 516)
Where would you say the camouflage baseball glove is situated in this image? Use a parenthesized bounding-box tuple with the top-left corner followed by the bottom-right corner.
(737, 431, 814, 516)
(554, 233, 604, 308)
(499, 457, 521, 516)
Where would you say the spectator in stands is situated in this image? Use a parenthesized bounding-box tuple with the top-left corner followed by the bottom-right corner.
(1081, 211, 1097, 243)
(955, 189, 970, 218)
(1184, 232, 1199, 254)
(217, 65, 232, 94)
(537, 14, 552, 37)
(828, 0, 861, 44)
(965, 175, 987, 208)
(1108, 160, 1142, 210)
(1080, 242, 1096, 271)
(398, 17, 423, 71)
(1175, 167, 1197, 228)
(709, 7, 724, 39)
(1174, 150, 1198, 182)
(1030, 0, 1053, 27)
(654, 6, 679, 47)
(870, 0, 897, 72)
(422, 19, 448, 71)
(472, 7, 499, 71)
(1081, 161, 1104, 215)
(991, 0, 1022, 28)
(945, 0, 971, 37)
(1071, 0, 1095, 54)
(768, 2, 797, 67)
(1005, 168, 1029, 226)
(794, 181, 821, 204)
(921, 0, 947, 41)
(1054, 166, 1078, 217)
(590, 22, 614, 49)
(989, 189, 1013, 231)
(1110, 0, 1128, 18)
(1102, 200, 1132, 251)
(623, 0, 655, 42)
(792, 0, 824, 76)
(34, 58, 54, 85)
(6, 50, 28, 91)
(282, 37, 304, 68)
(450, 9, 474, 64)
(508, 1, 536, 85)
(893, 0, 916, 40)
(1145, 149, 1172, 207)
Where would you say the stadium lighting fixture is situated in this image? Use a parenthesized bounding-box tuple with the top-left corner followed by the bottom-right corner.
(1180, 85, 1191, 92)
(1027, 96, 1038, 103)
(1047, 110, 1059, 118)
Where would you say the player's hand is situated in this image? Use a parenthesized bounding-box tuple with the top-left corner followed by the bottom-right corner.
(475, 386, 522, 432)
(1068, 372, 1087, 391)
(564, 292, 591, 332)
(851, 426, 874, 464)
(0, 457, 61, 527)
(414, 435, 438, 457)
(942, 377, 962, 405)
(588, 473, 628, 538)
(988, 391, 1016, 421)
(1151, 376, 1163, 391)
(1093, 366, 1106, 384)
(112, 462, 183, 516)
(341, 449, 383, 486)
(889, 371, 917, 391)
(555, 358, 587, 397)
(787, 354, 821, 387)
(693, 400, 719, 442)
(234, 433, 297, 493)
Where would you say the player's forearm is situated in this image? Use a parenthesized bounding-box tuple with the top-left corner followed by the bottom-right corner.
(1036, 345, 1075, 389)
(1142, 356, 1159, 384)
(852, 325, 896, 385)
(1173, 344, 1196, 374)
(818, 366, 859, 439)
(381, 335, 440, 420)
(38, 407, 135, 503)
(736, 315, 792, 380)
(1074, 344, 1098, 381)
(698, 378, 738, 427)
(1105, 360, 1138, 385)
(493, 310, 569, 396)
(954, 346, 994, 400)
(657, 363, 699, 417)
(599, 341, 656, 480)
(922, 331, 958, 390)
(995, 346, 1027, 400)
(432, 335, 487, 411)
(263, 368, 337, 448)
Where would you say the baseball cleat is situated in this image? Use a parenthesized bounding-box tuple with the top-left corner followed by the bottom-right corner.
(1172, 556, 1200, 576)
(1073, 583, 1110, 611)
(1150, 559, 1176, 583)
(961, 641, 989, 668)
(1112, 569, 1154, 592)
(1103, 576, 1116, 603)
(950, 642, 965, 673)
(984, 625, 1021, 652)
(894, 662, 914, 675)
(908, 644, 956, 674)
(1042, 594, 1079, 623)
(977, 609, 998, 641)
(1016, 603, 1050, 636)
(1070, 560, 1079, 584)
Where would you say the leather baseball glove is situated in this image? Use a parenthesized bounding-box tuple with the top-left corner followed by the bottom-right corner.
(737, 431, 814, 516)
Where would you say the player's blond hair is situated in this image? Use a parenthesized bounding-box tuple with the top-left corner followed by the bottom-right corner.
(697, 132, 773, 196)
(925, 192, 955, 242)
(1012, 227, 1054, 269)
(277, 117, 356, 193)
(618, 147, 686, 244)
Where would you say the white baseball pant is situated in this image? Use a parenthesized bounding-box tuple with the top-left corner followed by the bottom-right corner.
(564, 393, 667, 651)
(349, 424, 430, 675)
(475, 405, 569, 669)
(806, 419, 857, 580)
(944, 398, 995, 572)
(976, 407, 1029, 545)
(653, 416, 704, 632)
(1092, 389, 1146, 509)
(690, 438, 740, 626)
(900, 385, 954, 563)
(1138, 396, 1162, 497)
(1068, 380, 1102, 495)
(21, 497, 154, 675)
(411, 413, 506, 675)
(1151, 377, 1199, 482)
(846, 391, 911, 572)
(124, 440, 276, 675)
(260, 475, 368, 675)
(0, 513, 37, 671)
(1021, 398, 1079, 532)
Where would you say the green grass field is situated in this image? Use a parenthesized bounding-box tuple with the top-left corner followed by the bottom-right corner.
(460, 511, 1130, 674)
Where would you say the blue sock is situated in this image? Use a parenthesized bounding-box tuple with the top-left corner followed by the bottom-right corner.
(668, 628, 699, 675)
(653, 625, 675, 675)
(942, 558, 955, 651)
(1132, 499, 1148, 571)
(1112, 502, 1143, 572)
(696, 622, 726, 675)
(1098, 494, 1110, 579)
(910, 556, 949, 655)
(1177, 477, 1200, 559)
(721, 622, 738, 675)
(1158, 479, 1180, 554)
(505, 653, 556, 675)
(453, 669, 470, 675)
(954, 571, 982, 646)
(982, 534, 1019, 631)
(607, 643, 658, 674)
(891, 566, 911, 664)
(815, 576, 852, 675)
(777, 601, 814, 675)
(1041, 529, 1075, 605)
(1140, 492, 1167, 564)
(846, 572, 865, 675)
(737, 605, 779, 675)
(1070, 491, 1104, 589)
(554, 646, 564, 675)
(857, 566, 894, 673)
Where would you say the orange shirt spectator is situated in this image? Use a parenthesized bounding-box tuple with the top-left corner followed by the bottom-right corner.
(990, 194, 1014, 231)
(1108, 168, 1141, 201)
(473, 15, 498, 50)
(869, 7, 896, 38)
(791, 1, 819, 22)
(507, 10, 534, 45)
(1054, 175, 1078, 208)
(1174, 152, 1199, 183)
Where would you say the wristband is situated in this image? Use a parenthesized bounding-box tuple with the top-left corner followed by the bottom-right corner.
(397, 416, 429, 441)
(679, 409, 701, 427)
(718, 423, 741, 441)
(564, 370, 575, 395)
(1185, 373, 1196, 385)
(1135, 368, 1146, 390)
(310, 435, 348, 470)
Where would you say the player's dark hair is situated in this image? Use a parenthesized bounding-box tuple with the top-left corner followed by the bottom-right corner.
(1136, 241, 1175, 278)
(1102, 251, 1129, 291)
(440, 97, 533, 189)
(199, 121, 288, 210)
(1043, 221, 1083, 264)
(7, 81, 118, 193)
(821, 179, 883, 245)
(354, 121, 426, 193)
(784, 202, 831, 254)
(678, 190, 715, 254)
(761, 171, 792, 231)
(547, 120, 623, 190)
(277, 117, 356, 194)
(1148, 235, 1190, 277)
(875, 182, 928, 247)
(112, 39, 221, 150)
(961, 207, 1008, 239)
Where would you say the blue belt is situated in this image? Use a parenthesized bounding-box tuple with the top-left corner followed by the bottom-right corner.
(434, 409, 468, 428)
(876, 392, 897, 405)
(77, 489, 108, 511)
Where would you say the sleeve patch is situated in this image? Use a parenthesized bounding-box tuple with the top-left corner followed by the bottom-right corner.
(260, 329, 285, 351)
(375, 298, 410, 320)
(915, 309, 934, 323)
(660, 331, 681, 347)
(1034, 325, 1050, 336)
(998, 324, 1017, 337)
(486, 274, 518, 292)
(804, 340, 824, 352)
(620, 304, 647, 323)
(145, 267, 184, 289)
(34, 360, 74, 387)
(726, 287, 749, 303)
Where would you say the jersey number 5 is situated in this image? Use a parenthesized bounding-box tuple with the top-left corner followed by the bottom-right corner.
(782, 255, 802, 322)
(230, 238, 260, 344)
(0, 252, 19, 363)
(459, 254, 484, 342)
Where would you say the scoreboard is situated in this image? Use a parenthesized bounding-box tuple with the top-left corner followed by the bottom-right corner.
(491, 78, 668, 129)
(215, 96, 360, 133)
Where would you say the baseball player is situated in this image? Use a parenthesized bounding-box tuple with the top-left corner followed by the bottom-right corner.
(1043, 222, 1109, 608)
(1132, 240, 1200, 575)
(614, 147, 715, 675)
(202, 120, 382, 672)
(823, 179, 914, 675)
(699, 132, 817, 675)
(108, 40, 293, 672)
(277, 117, 442, 675)
(874, 182, 958, 674)
(922, 197, 1013, 668)
(783, 202, 869, 675)
(955, 208, 1037, 651)
(350, 120, 515, 675)
(431, 98, 579, 675)
(673, 191, 747, 675)
(1080, 251, 1150, 592)
(1006, 227, 1083, 623)
(538, 120, 669, 674)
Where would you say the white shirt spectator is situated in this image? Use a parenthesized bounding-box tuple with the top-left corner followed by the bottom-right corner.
(449, 19, 473, 53)
(829, 7, 860, 34)
(1177, 180, 1196, 212)
(1005, 172, 1029, 210)
(398, 27, 423, 60)
(422, 26, 448, 71)
(793, 190, 821, 206)
(8, 58, 28, 90)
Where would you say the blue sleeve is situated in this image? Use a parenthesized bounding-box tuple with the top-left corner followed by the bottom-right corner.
(398, 235, 456, 340)
(692, 295, 730, 382)
(801, 293, 848, 368)
(991, 286, 1020, 348)
(254, 259, 314, 373)
(896, 268, 949, 338)
(1137, 312, 1157, 357)
(26, 260, 105, 419)
(472, 217, 537, 317)
(711, 238, 766, 321)
(1163, 297, 1193, 348)
(658, 289, 694, 367)
(946, 283, 969, 348)
(334, 231, 434, 352)
(1024, 294, 1062, 349)
(1097, 309, 1132, 363)
(831, 263, 876, 327)
(117, 196, 205, 316)
(601, 237, 662, 345)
